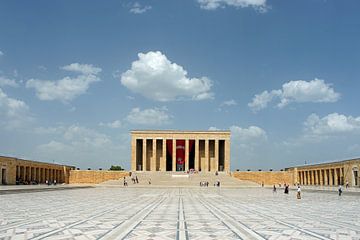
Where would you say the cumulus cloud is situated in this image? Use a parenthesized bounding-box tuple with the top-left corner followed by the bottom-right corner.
(129, 2, 152, 14)
(198, 0, 267, 11)
(230, 125, 267, 142)
(209, 126, 221, 130)
(248, 79, 340, 112)
(304, 113, 360, 136)
(26, 63, 101, 102)
(0, 50, 3, 56)
(0, 88, 31, 129)
(126, 107, 172, 125)
(0, 76, 19, 87)
(99, 120, 122, 129)
(121, 51, 213, 101)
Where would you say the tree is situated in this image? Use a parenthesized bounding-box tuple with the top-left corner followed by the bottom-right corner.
(109, 165, 124, 171)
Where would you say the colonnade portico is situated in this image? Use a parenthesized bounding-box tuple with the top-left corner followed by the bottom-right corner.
(131, 130, 231, 172)
(289, 158, 360, 187)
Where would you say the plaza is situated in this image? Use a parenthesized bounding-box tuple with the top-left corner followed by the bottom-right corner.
(1, 186, 360, 240)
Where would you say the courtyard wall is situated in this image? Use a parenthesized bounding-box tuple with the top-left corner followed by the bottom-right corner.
(69, 170, 129, 184)
(232, 171, 294, 186)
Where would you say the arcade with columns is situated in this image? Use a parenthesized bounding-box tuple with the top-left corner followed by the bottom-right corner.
(131, 130, 231, 172)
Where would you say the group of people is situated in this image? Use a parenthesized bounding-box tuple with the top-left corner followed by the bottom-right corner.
(273, 183, 301, 199)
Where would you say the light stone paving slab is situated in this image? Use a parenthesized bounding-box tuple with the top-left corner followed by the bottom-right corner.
(0, 187, 359, 240)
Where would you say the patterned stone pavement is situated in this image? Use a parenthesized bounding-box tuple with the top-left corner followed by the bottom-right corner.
(0, 187, 359, 240)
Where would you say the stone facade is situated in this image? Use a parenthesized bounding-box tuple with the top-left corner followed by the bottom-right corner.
(0, 156, 75, 185)
(69, 170, 129, 184)
(131, 130, 231, 173)
(287, 158, 360, 187)
(233, 171, 294, 186)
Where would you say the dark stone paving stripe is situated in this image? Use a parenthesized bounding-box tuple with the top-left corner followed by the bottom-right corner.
(0, 186, 94, 195)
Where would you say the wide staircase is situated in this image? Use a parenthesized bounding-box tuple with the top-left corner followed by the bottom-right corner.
(101, 171, 258, 188)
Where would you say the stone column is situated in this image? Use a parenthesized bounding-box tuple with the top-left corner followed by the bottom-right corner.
(142, 139, 147, 171)
(151, 139, 156, 171)
(161, 139, 166, 172)
(311, 170, 314, 185)
(334, 168, 338, 186)
(320, 170, 323, 185)
(172, 139, 176, 172)
(131, 137, 136, 171)
(324, 169, 328, 185)
(339, 167, 344, 185)
(214, 139, 219, 172)
(195, 139, 199, 171)
(329, 169, 333, 186)
(185, 139, 189, 172)
(204, 139, 209, 172)
(315, 170, 318, 185)
(224, 139, 231, 172)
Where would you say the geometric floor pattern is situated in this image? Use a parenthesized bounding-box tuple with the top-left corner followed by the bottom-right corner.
(1, 187, 359, 240)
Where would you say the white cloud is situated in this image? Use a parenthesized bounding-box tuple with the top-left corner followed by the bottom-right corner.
(304, 113, 360, 136)
(121, 51, 213, 101)
(0, 88, 31, 129)
(0, 76, 19, 87)
(198, 0, 267, 11)
(99, 120, 122, 129)
(230, 125, 267, 142)
(249, 79, 340, 112)
(61, 63, 102, 75)
(26, 63, 101, 102)
(126, 107, 172, 125)
(129, 2, 152, 14)
(220, 99, 237, 106)
(0, 50, 3, 56)
(209, 126, 221, 130)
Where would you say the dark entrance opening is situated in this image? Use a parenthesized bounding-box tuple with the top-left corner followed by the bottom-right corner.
(189, 140, 195, 170)
(219, 140, 225, 171)
(136, 139, 143, 171)
(1, 168, 6, 185)
(166, 140, 173, 171)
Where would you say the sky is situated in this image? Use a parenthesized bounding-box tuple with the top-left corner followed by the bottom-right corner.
(0, 0, 360, 170)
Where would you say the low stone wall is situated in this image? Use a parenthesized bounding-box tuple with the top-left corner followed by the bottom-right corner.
(69, 170, 129, 184)
(233, 171, 294, 186)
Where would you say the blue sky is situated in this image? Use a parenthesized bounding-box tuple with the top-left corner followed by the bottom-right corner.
(1, 0, 360, 170)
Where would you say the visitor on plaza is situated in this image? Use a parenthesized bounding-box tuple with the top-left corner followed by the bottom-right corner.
(136, 176, 139, 183)
(123, 177, 127, 186)
(54, 180, 57, 185)
(284, 185, 289, 194)
(148, 178, 151, 185)
(273, 185, 277, 193)
(297, 185, 301, 199)
(346, 180, 349, 189)
(338, 185, 342, 196)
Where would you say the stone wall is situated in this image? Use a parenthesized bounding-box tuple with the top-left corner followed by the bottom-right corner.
(69, 170, 129, 184)
(232, 171, 294, 186)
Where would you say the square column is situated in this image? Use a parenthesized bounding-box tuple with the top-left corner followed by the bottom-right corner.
(185, 139, 189, 172)
(161, 139, 166, 172)
(195, 139, 199, 171)
(151, 139, 156, 171)
(311, 171, 315, 185)
(131, 137, 136, 171)
(224, 139, 231, 172)
(214, 139, 219, 172)
(319, 170, 323, 185)
(329, 169, 333, 186)
(172, 139, 176, 171)
(324, 169, 328, 185)
(334, 168, 338, 185)
(204, 139, 209, 172)
(315, 170, 318, 185)
(142, 139, 147, 171)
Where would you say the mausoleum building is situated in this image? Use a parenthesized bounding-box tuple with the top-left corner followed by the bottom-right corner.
(130, 130, 231, 172)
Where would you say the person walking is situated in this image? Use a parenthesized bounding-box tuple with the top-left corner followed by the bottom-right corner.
(338, 185, 342, 196)
(136, 176, 139, 184)
(273, 185, 277, 193)
(346, 180, 349, 189)
(297, 185, 301, 199)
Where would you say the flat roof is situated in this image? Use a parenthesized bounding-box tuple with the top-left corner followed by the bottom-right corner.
(0, 155, 75, 168)
(287, 157, 360, 170)
(131, 129, 231, 134)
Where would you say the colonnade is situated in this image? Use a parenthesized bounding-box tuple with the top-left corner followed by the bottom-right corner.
(297, 167, 345, 186)
(16, 165, 65, 183)
(131, 131, 231, 172)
